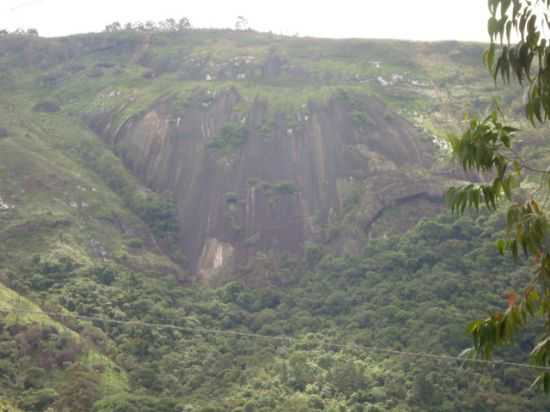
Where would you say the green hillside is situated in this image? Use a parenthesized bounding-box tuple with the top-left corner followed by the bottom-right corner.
(0, 28, 549, 411)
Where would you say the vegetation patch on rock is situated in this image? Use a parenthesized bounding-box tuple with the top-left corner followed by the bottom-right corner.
(207, 121, 249, 152)
(32, 101, 60, 113)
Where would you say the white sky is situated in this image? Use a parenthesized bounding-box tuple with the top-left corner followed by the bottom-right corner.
(0, 0, 490, 42)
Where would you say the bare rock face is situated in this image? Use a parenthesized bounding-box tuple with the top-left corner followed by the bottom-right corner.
(198, 238, 235, 281)
(91, 88, 440, 278)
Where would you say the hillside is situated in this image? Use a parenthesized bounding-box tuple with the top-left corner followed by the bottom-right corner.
(0, 30, 493, 275)
(0, 28, 549, 411)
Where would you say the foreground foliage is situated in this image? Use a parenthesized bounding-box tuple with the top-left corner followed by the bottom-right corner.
(448, 0, 550, 392)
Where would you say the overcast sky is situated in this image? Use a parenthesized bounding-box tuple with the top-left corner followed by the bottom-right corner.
(0, 0, 490, 42)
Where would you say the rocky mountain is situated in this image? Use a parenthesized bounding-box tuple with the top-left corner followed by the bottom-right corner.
(2, 30, 490, 277)
(1, 29, 547, 412)
(92, 86, 442, 279)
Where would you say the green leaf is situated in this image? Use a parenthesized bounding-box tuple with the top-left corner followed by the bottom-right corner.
(489, 17, 499, 41)
(513, 160, 522, 175)
(484, 44, 497, 70)
(496, 239, 506, 255)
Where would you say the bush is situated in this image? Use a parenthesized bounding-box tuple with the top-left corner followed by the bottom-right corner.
(20, 388, 58, 411)
(272, 181, 298, 195)
(126, 238, 144, 248)
(93, 265, 117, 285)
(351, 111, 372, 128)
(93, 394, 140, 412)
(30, 273, 54, 290)
(87, 68, 105, 78)
(24, 367, 46, 389)
(304, 242, 323, 266)
(32, 101, 60, 113)
(243, 403, 256, 412)
(329, 361, 369, 396)
(208, 122, 248, 152)
(53, 365, 100, 412)
(224, 192, 240, 204)
(134, 195, 178, 238)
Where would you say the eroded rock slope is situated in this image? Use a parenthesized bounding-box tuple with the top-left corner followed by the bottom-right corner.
(89, 88, 440, 278)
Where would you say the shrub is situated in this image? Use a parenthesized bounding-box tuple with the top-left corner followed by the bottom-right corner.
(30, 273, 54, 291)
(53, 365, 100, 412)
(24, 367, 46, 389)
(243, 403, 256, 412)
(33, 101, 60, 113)
(93, 265, 117, 285)
(20, 388, 58, 411)
(329, 361, 369, 396)
(351, 111, 372, 128)
(134, 195, 178, 239)
(126, 238, 144, 248)
(208, 122, 248, 152)
(87, 68, 105, 78)
(224, 192, 240, 204)
(304, 242, 323, 266)
(92, 394, 144, 412)
(272, 181, 298, 195)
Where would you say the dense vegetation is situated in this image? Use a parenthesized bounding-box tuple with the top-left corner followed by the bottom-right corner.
(3, 208, 550, 411)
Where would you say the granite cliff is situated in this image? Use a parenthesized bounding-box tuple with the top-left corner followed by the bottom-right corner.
(0, 30, 493, 279)
(88, 87, 441, 278)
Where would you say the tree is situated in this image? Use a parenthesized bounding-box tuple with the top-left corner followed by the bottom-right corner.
(447, 0, 550, 392)
(164, 18, 177, 32)
(145, 21, 158, 32)
(52, 364, 100, 411)
(235, 16, 249, 31)
(20, 388, 58, 411)
(329, 360, 369, 396)
(104, 22, 122, 32)
(178, 17, 191, 31)
(93, 265, 117, 285)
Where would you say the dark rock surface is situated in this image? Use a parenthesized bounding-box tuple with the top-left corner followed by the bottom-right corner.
(89, 88, 439, 278)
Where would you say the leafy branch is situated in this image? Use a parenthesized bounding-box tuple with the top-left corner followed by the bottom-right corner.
(448, 0, 550, 392)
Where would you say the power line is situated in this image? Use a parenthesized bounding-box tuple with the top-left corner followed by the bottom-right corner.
(2, 302, 550, 373)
